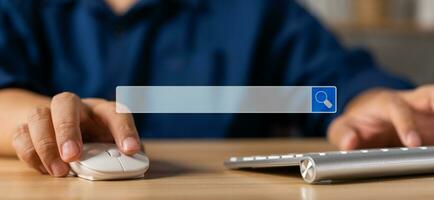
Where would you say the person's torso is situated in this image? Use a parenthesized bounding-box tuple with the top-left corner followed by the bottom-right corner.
(7, 0, 303, 138)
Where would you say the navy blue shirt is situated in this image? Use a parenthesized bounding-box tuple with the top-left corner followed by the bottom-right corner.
(0, 0, 412, 138)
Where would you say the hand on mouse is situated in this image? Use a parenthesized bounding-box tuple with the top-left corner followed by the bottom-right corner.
(11, 92, 141, 177)
(328, 85, 434, 150)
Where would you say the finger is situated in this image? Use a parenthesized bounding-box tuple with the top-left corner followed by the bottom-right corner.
(80, 117, 114, 143)
(328, 117, 399, 149)
(399, 86, 434, 113)
(81, 98, 107, 106)
(388, 97, 422, 147)
(428, 87, 434, 113)
(27, 107, 70, 177)
(79, 99, 114, 143)
(90, 101, 141, 154)
(51, 92, 82, 162)
(12, 124, 47, 174)
(328, 116, 360, 150)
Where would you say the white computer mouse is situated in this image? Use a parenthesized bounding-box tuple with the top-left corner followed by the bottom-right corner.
(69, 143, 149, 181)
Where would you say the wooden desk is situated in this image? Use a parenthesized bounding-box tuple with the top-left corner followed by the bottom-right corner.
(1, 139, 434, 200)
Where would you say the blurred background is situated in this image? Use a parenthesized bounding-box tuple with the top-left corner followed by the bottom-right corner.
(298, 0, 434, 85)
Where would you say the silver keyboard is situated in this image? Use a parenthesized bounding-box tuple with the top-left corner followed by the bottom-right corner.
(224, 146, 434, 183)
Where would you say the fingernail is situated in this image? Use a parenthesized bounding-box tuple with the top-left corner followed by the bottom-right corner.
(61, 140, 79, 160)
(50, 159, 69, 177)
(39, 165, 48, 174)
(406, 131, 421, 147)
(122, 137, 140, 152)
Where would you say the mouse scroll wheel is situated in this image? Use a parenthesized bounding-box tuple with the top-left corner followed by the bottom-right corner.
(107, 149, 121, 157)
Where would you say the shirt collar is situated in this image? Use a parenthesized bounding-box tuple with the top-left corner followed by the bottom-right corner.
(44, 0, 202, 11)
(44, 0, 206, 24)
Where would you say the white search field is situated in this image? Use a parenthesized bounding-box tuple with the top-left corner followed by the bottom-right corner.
(116, 86, 337, 113)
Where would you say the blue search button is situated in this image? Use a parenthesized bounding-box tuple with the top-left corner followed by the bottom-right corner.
(312, 87, 336, 113)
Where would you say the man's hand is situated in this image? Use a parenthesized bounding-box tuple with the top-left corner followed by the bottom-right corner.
(11, 92, 141, 177)
(328, 85, 434, 150)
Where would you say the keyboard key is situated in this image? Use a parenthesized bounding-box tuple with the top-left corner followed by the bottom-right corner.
(281, 154, 294, 159)
(242, 157, 254, 161)
(255, 156, 267, 160)
(267, 155, 280, 160)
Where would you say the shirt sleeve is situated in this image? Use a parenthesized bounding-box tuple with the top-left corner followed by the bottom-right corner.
(0, 1, 43, 92)
(264, 1, 414, 136)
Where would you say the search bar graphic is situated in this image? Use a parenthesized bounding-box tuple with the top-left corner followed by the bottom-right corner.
(116, 86, 337, 113)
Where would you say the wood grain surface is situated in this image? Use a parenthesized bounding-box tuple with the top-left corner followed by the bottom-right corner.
(1, 139, 434, 200)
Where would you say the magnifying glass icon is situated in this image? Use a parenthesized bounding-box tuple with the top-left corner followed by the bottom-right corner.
(315, 91, 333, 109)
